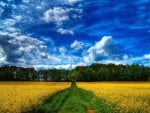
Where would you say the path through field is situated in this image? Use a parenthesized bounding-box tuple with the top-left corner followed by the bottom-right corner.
(27, 83, 117, 113)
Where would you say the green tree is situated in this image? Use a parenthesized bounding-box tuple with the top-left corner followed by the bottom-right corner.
(69, 70, 80, 82)
(98, 68, 110, 81)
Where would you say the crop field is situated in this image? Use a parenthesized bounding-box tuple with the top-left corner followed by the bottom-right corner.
(78, 82, 150, 113)
(0, 82, 70, 113)
(0, 82, 150, 113)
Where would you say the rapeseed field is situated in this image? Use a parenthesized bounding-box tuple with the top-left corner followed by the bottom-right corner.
(0, 82, 70, 113)
(78, 82, 150, 113)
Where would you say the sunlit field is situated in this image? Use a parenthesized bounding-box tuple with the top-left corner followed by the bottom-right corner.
(78, 82, 150, 113)
(1, 82, 150, 113)
(0, 82, 70, 113)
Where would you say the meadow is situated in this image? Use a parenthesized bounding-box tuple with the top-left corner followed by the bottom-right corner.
(0, 82, 150, 113)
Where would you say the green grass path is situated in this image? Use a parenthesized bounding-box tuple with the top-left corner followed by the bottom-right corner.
(26, 83, 117, 113)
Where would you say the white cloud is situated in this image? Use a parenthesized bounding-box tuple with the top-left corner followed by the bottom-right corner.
(33, 53, 150, 70)
(63, 0, 82, 5)
(127, 55, 150, 66)
(3, 19, 16, 26)
(57, 28, 74, 35)
(33, 55, 85, 70)
(104, 54, 150, 67)
(83, 36, 134, 65)
(13, 15, 22, 21)
(33, 64, 72, 70)
(0, 47, 6, 63)
(0, 7, 4, 16)
(0, 30, 84, 69)
(71, 40, 83, 50)
(93, 36, 112, 50)
(103, 60, 127, 65)
(144, 54, 150, 59)
(83, 36, 150, 66)
(7, 0, 13, 2)
(84, 36, 117, 62)
(33, 54, 84, 70)
(0, 1, 6, 7)
(52, 62, 85, 70)
(43, 7, 69, 25)
(23, 0, 31, 3)
(59, 47, 67, 55)
(123, 54, 129, 60)
(0, 16, 22, 33)
(47, 55, 61, 63)
(69, 0, 82, 4)
(0, 31, 52, 66)
(36, 6, 42, 10)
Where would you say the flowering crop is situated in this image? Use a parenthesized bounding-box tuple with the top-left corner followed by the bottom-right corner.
(78, 82, 150, 113)
(0, 82, 70, 113)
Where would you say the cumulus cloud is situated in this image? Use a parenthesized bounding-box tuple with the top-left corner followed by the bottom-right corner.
(123, 54, 129, 60)
(0, 47, 6, 63)
(0, 1, 6, 7)
(144, 54, 150, 59)
(42, 6, 83, 32)
(68, 0, 82, 4)
(23, 0, 31, 3)
(57, 28, 74, 35)
(43, 7, 69, 25)
(0, 30, 84, 69)
(0, 31, 50, 65)
(63, 0, 82, 5)
(84, 36, 121, 62)
(70, 40, 83, 50)
(33, 53, 84, 70)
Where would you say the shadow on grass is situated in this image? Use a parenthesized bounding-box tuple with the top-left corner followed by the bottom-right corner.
(25, 83, 117, 113)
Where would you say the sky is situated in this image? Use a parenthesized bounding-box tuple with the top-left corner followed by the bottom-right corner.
(0, 0, 150, 70)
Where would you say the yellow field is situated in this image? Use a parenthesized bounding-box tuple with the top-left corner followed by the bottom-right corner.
(0, 82, 70, 113)
(78, 82, 150, 113)
(1, 82, 150, 113)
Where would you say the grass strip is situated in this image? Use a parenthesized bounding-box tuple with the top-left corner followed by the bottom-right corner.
(25, 83, 117, 113)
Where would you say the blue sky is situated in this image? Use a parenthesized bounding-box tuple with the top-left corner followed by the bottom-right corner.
(0, 0, 150, 69)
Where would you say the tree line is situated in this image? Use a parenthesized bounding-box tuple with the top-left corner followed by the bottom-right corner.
(71, 63, 150, 81)
(0, 63, 150, 81)
(0, 65, 70, 81)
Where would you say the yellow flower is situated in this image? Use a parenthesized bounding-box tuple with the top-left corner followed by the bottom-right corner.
(0, 82, 70, 113)
(77, 82, 150, 113)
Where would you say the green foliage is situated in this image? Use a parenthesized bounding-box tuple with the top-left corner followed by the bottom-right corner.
(0, 63, 150, 81)
(39, 69, 70, 81)
(69, 70, 80, 82)
(0, 65, 37, 81)
(74, 63, 150, 81)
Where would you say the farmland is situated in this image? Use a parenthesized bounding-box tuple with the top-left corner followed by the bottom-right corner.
(0, 82, 70, 113)
(78, 82, 150, 113)
(0, 82, 150, 113)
